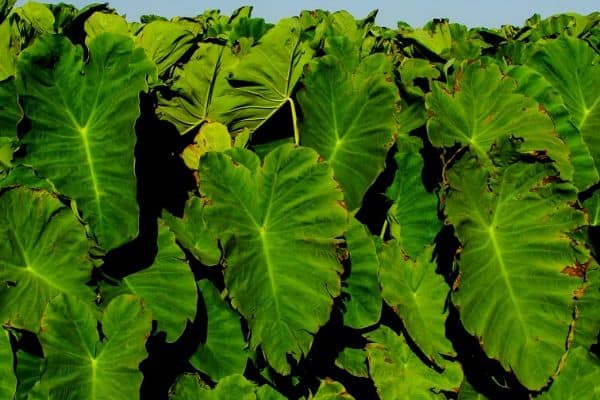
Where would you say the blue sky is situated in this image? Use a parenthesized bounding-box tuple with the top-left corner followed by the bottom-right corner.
(15, 0, 599, 28)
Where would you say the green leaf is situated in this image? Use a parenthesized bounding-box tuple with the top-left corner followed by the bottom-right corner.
(14, 349, 44, 400)
(181, 121, 232, 170)
(342, 218, 382, 329)
(446, 156, 587, 389)
(16, 33, 155, 250)
(192, 280, 247, 381)
(426, 62, 572, 180)
(573, 267, 600, 349)
(169, 374, 209, 400)
(538, 347, 600, 399)
(378, 242, 454, 366)
(199, 145, 347, 374)
(39, 294, 151, 400)
(170, 373, 284, 400)
(0, 77, 19, 139)
(457, 380, 488, 400)
(298, 52, 396, 211)
(366, 326, 463, 400)
(136, 20, 195, 77)
(162, 196, 221, 266)
(386, 136, 440, 258)
(156, 43, 238, 135)
(0, 328, 15, 400)
(109, 223, 197, 343)
(509, 63, 598, 190)
(0, 0, 15, 24)
(84, 12, 130, 41)
(334, 348, 368, 378)
(219, 18, 313, 136)
(525, 37, 600, 186)
(584, 192, 600, 226)
(0, 19, 16, 80)
(0, 188, 94, 331)
(310, 378, 354, 399)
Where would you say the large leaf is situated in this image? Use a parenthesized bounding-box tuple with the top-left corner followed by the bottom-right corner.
(156, 43, 238, 135)
(365, 326, 463, 400)
(538, 347, 600, 399)
(106, 223, 197, 342)
(191, 280, 247, 381)
(0, 188, 94, 331)
(298, 52, 396, 211)
(16, 33, 155, 250)
(426, 62, 572, 180)
(199, 144, 347, 374)
(446, 156, 587, 389)
(342, 218, 382, 329)
(219, 18, 313, 136)
(0, 328, 15, 399)
(385, 136, 440, 258)
(378, 242, 454, 366)
(525, 37, 600, 186)
(38, 294, 151, 400)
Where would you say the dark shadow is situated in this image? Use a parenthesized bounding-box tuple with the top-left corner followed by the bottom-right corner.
(445, 305, 530, 399)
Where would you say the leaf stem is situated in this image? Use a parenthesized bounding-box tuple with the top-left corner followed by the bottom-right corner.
(380, 219, 388, 240)
(289, 97, 300, 146)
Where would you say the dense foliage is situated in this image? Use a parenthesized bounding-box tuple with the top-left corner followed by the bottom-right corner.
(0, 1, 599, 398)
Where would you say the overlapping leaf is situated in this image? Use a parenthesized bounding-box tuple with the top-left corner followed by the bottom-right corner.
(219, 18, 313, 136)
(0, 188, 94, 331)
(385, 136, 440, 258)
(446, 156, 587, 389)
(366, 326, 463, 400)
(170, 374, 284, 400)
(524, 37, 600, 186)
(162, 196, 221, 266)
(426, 62, 572, 180)
(104, 223, 197, 342)
(136, 20, 196, 77)
(156, 43, 238, 134)
(16, 33, 155, 250)
(199, 144, 347, 374)
(38, 294, 151, 400)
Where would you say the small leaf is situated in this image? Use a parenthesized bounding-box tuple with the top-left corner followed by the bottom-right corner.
(192, 280, 247, 381)
(378, 242, 454, 366)
(0, 328, 15, 399)
(366, 326, 463, 400)
(343, 218, 382, 329)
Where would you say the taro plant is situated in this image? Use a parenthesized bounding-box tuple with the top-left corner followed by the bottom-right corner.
(0, 1, 599, 399)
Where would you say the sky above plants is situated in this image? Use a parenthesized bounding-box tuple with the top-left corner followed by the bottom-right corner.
(14, 0, 600, 27)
